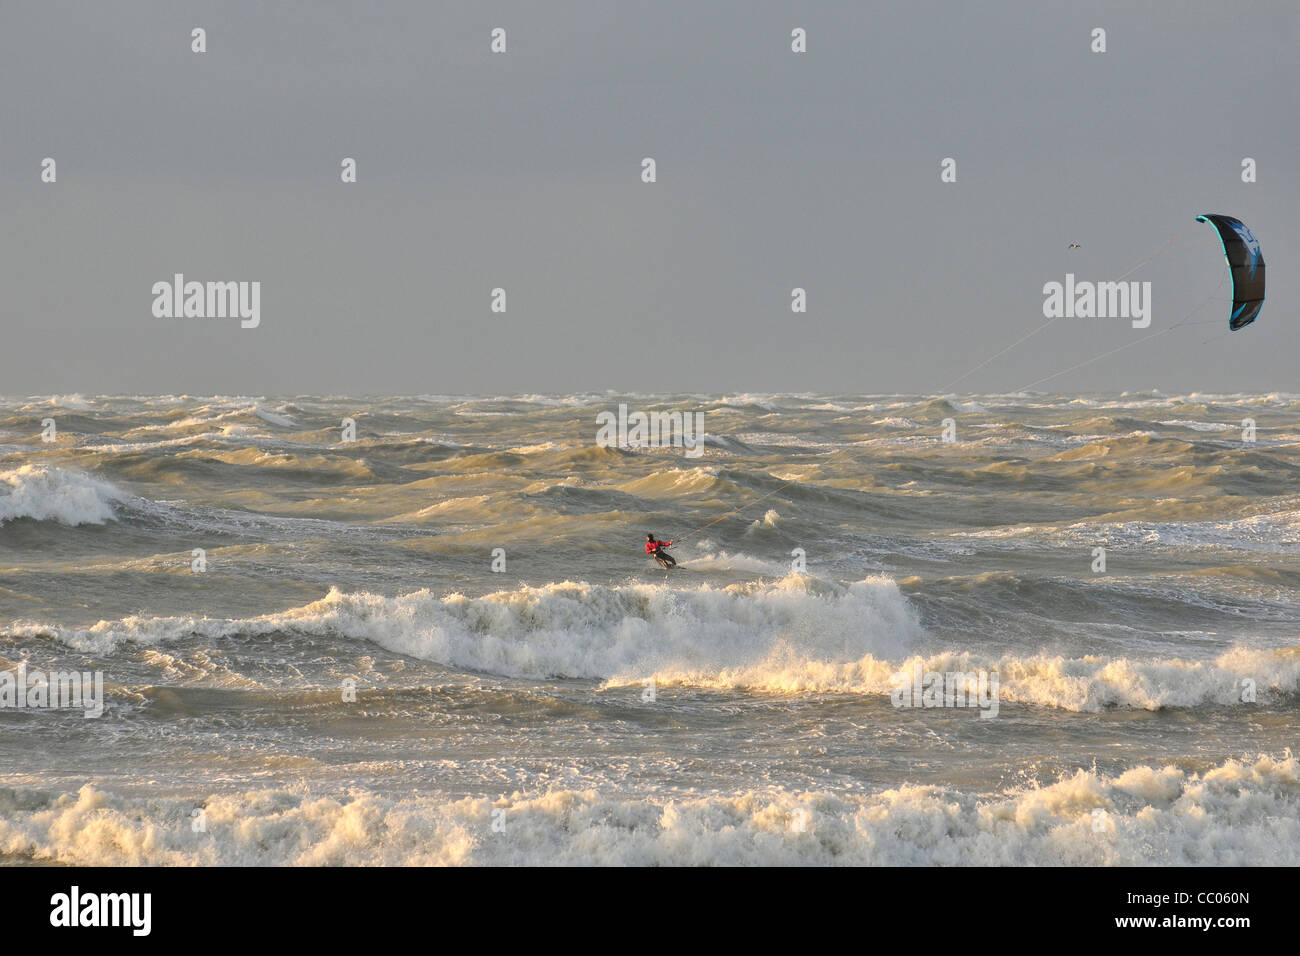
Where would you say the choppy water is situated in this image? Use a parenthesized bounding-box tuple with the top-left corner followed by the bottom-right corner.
(1, 392, 1298, 865)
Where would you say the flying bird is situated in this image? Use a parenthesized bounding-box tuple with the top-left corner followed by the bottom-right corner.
(1068, 243, 1082, 249)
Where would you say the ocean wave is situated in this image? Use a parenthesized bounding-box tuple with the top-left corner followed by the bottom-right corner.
(1064, 512, 1300, 552)
(988, 646, 1300, 711)
(715, 394, 780, 412)
(12, 580, 1300, 711)
(636, 645, 1300, 711)
(615, 467, 725, 497)
(11, 576, 921, 677)
(2, 752, 1295, 865)
(950, 509, 1300, 551)
(0, 464, 130, 526)
(678, 541, 792, 575)
(1158, 419, 1235, 432)
(251, 406, 297, 428)
(14, 394, 94, 411)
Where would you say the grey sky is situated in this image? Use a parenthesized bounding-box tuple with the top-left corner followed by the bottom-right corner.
(2, 1, 1295, 395)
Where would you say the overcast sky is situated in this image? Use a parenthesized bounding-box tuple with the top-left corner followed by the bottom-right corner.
(1, 1, 1295, 396)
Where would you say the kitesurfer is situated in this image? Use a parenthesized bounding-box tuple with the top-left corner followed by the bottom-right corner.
(646, 533, 676, 569)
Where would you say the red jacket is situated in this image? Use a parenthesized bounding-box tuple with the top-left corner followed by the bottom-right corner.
(646, 540, 671, 553)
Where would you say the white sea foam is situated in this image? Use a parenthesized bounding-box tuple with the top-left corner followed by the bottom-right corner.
(953, 511, 1300, 552)
(1, 752, 1295, 865)
(252, 406, 298, 427)
(13, 576, 917, 674)
(1158, 420, 1235, 432)
(870, 417, 920, 428)
(20, 394, 93, 411)
(679, 543, 792, 576)
(0, 465, 130, 526)
(14, 580, 1299, 711)
(634, 644, 1300, 709)
(1065, 512, 1300, 552)
(717, 395, 780, 412)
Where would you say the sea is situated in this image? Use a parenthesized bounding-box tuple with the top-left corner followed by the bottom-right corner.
(1, 392, 1297, 865)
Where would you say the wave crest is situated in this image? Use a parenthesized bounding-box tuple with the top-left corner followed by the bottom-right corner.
(3, 752, 1295, 865)
(0, 465, 128, 526)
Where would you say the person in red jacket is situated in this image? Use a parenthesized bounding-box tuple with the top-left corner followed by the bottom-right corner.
(646, 533, 676, 569)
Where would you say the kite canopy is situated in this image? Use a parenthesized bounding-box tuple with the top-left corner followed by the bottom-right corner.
(1197, 214, 1265, 330)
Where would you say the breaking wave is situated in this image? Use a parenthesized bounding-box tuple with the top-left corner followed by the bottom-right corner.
(1, 752, 1295, 865)
(13, 579, 1300, 711)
